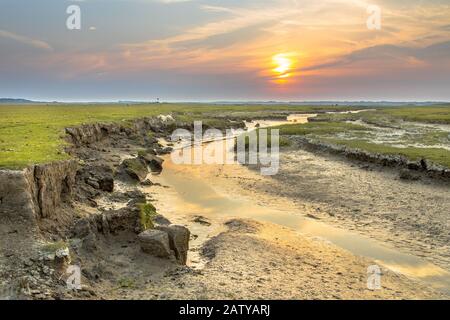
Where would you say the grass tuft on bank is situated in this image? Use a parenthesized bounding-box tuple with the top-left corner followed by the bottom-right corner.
(138, 203, 158, 230)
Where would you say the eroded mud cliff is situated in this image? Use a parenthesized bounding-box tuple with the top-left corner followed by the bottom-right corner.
(0, 114, 247, 300)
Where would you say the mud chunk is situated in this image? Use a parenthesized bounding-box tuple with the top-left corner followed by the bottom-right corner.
(106, 205, 142, 234)
(192, 215, 211, 226)
(156, 225, 190, 265)
(98, 176, 114, 192)
(148, 157, 164, 173)
(138, 230, 172, 258)
(139, 152, 164, 173)
(120, 158, 149, 181)
(140, 179, 154, 187)
(77, 164, 114, 197)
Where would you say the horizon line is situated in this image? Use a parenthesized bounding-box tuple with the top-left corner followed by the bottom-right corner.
(1, 98, 450, 104)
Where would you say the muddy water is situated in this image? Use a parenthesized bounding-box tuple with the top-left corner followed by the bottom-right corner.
(150, 115, 450, 294)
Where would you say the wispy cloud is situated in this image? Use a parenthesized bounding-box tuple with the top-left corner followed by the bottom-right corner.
(0, 29, 53, 51)
(302, 40, 450, 73)
(124, 4, 301, 50)
(106, 0, 448, 86)
(1, 0, 449, 100)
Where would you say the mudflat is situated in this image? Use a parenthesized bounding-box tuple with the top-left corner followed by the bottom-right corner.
(245, 147, 450, 271)
(147, 138, 449, 299)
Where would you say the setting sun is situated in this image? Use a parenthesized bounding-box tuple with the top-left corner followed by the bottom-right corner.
(272, 53, 293, 79)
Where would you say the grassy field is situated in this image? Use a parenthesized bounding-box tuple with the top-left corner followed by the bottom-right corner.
(381, 106, 450, 124)
(2, 103, 448, 169)
(0, 103, 358, 169)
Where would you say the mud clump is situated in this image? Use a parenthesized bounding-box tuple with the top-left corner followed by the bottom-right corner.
(138, 150, 164, 173)
(138, 224, 190, 265)
(192, 215, 211, 226)
(138, 229, 172, 259)
(119, 158, 149, 182)
(71, 204, 143, 241)
(77, 164, 115, 193)
(155, 225, 190, 265)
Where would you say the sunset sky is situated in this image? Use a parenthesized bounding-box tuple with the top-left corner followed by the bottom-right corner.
(0, 0, 449, 101)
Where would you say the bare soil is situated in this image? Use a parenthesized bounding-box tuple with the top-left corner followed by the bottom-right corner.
(243, 147, 450, 271)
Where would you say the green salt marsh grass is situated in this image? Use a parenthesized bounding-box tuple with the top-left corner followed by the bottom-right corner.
(314, 105, 450, 125)
(324, 139, 450, 168)
(382, 106, 450, 124)
(0, 103, 358, 169)
(2, 103, 447, 169)
(274, 108, 450, 168)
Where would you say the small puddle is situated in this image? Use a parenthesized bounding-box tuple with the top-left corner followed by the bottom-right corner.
(152, 114, 450, 294)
